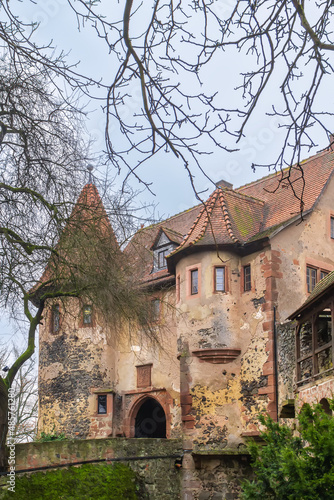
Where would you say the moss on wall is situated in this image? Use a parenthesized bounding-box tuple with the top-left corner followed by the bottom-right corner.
(0, 463, 143, 500)
(9, 438, 183, 500)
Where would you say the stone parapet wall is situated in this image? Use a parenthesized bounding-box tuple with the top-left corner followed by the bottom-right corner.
(182, 451, 252, 500)
(12, 438, 183, 500)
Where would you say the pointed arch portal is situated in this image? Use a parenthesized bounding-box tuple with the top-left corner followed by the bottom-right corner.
(134, 397, 166, 438)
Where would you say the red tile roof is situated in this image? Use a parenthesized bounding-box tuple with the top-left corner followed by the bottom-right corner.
(36, 144, 334, 292)
(237, 149, 334, 230)
(34, 183, 119, 293)
(130, 145, 334, 284)
(169, 187, 264, 255)
(124, 204, 202, 281)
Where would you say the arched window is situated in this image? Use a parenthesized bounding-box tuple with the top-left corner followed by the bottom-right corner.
(320, 398, 332, 416)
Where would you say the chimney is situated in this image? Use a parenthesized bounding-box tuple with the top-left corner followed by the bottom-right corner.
(330, 134, 334, 152)
(216, 179, 233, 189)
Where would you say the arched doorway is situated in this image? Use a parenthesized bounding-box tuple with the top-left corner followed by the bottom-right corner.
(134, 397, 166, 438)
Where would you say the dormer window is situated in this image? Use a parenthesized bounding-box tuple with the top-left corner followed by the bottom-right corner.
(151, 227, 182, 274)
(158, 249, 169, 269)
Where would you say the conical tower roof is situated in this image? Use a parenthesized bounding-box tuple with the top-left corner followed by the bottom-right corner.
(168, 186, 264, 257)
(32, 183, 118, 299)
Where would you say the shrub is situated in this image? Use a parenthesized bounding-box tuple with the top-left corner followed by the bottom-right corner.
(241, 400, 334, 500)
(38, 431, 67, 442)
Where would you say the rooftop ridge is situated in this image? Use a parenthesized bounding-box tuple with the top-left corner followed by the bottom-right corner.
(237, 148, 334, 192)
(220, 186, 265, 206)
(168, 191, 218, 256)
(182, 190, 219, 248)
(161, 226, 183, 237)
(218, 189, 239, 243)
(138, 203, 202, 233)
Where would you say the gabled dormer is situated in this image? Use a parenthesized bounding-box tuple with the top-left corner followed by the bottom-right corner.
(151, 227, 183, 273)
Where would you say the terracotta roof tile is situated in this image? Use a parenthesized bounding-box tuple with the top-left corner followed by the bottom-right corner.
(127, 146, 334, 283)
(169, 187, 265, 257)
(34, 183, 118, 291)
(237, 149, 334, 231)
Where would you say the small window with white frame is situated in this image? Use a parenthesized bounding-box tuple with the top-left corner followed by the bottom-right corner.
(191, 269, 199, 295)
(214, 267, 226, 292)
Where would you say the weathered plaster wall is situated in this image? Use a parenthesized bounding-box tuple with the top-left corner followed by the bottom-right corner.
(271, 173, 334, 323)
(38, 298, 116, 439)
(114, 287, 182, 438)
(174, 248, 275, 452)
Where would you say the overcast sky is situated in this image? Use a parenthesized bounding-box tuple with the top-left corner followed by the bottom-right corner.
(12, 0, 331, 219)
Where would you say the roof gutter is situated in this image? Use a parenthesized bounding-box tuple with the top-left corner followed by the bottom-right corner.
(167, 238, 270, 275)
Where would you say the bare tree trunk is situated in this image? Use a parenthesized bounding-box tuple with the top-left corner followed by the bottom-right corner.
(0, 378, 8, 471)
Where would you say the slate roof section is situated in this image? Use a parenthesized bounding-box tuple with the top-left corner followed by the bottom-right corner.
(150, 226, 184, 250)
(124, 204, 202, 282)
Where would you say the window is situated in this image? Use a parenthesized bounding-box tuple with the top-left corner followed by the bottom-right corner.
(214, 267, 226, 292)
(158, 249, 169, 269)
(331, 216, 334, 239)
(191, 269, 198, 295)
(307, 265, 330, 293)
(306, 266, 317, 293)
(243, 265, 251, 292)
(52, 304, 60, 334)
(186, 264, 201, 298)
(320, 270, 329, 280)
(83, 304, 92, 325)
(97, 394, 107, 414)
(296, 307, 333, 385)
(151, 299, 160, 322)
(176, 274, 181, 302)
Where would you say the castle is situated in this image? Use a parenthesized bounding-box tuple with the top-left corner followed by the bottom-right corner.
(37, 140, 334, 498)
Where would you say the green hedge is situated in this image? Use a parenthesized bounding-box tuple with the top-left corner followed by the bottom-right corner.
(0, 463, 145, 499)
